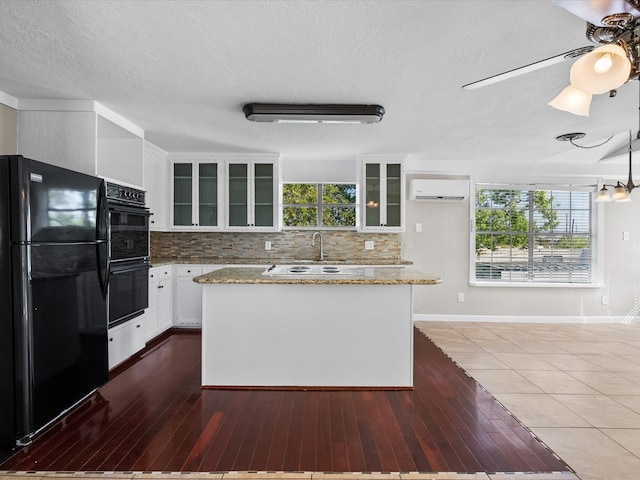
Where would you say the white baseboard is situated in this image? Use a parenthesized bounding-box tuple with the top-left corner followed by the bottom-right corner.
(413, 313, 638, 324)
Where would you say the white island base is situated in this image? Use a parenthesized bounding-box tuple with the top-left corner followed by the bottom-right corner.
(201, 283, 414, 388)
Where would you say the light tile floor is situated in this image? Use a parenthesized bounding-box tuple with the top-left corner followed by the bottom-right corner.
(415, 321, 640, 480)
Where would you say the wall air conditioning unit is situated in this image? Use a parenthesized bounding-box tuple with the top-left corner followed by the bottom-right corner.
(409, 179, 469, 202)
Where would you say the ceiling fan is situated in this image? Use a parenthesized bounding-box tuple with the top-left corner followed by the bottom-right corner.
(462, 0, 640, 91)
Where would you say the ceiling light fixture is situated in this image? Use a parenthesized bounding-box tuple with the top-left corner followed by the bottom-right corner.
(570, 43, 632, 94)
(597, 80, 640, 202)
(242, 103, 385, 124)
(548, 85, 593, 116)
(549, 43, 632, 116)
(549, 12, 639, 116)
(597, 129, 638, 202)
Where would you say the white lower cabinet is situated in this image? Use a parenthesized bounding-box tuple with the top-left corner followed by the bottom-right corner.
(174, 265, 203, 326)
(108, 316, 146, 369)
(148, 266, 173, 340)
(108, 263, 223, 369)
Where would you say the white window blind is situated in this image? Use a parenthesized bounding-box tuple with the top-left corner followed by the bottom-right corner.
(474, 185, 593, 284)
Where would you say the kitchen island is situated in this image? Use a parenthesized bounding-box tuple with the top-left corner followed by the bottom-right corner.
(194, 266, 440, 389)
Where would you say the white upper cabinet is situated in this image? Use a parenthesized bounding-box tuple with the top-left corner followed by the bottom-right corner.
(225, 157, 279, 231)
(167, 154, 279, 231)
(18, 100, 144, 187)
(170, 156, 222, 230)
(144, 141, 169, 230)
(359, 155, 405, 232)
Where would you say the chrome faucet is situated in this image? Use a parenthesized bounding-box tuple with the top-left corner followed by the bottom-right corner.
(312, 231, 328, 261)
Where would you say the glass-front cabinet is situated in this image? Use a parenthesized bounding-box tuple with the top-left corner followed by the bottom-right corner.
(170, 155, 278, 231)
(226, 159, 278, 230)
(171, 159, 221, 229)
(360, 157, 404, 232)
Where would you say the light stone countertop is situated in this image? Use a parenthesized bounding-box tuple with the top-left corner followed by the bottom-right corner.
(193, 266, 441, 285)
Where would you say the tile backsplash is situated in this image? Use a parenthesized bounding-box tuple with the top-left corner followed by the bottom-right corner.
(150, 230, 402, 263)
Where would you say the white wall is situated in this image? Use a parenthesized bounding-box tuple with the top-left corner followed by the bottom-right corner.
(97, 137, 144, 187)
(402, 175, 640, 322)
(18, 111, 97, 175)
(0, 102, 17, 154)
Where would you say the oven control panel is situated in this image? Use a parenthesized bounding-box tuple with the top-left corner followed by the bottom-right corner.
(106, 182, 146, 207)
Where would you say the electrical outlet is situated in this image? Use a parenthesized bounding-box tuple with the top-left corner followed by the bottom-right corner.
(457, 293, 464, 302)
(365, 241, 374, 250)
(601, 295, 609, 305)
(265, 241, 272, 250)
(623, 232, 630, 241)
(416, 223, 422, 233)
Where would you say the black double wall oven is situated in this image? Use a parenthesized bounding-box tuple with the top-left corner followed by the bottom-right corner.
(106, 182, 150, 328)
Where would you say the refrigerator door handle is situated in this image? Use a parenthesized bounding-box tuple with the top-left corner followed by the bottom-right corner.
(96, 180, 109, 242)
(96, 242, 110, 299)
(95, 180, 111, 299)
(14, 244, 35, 444)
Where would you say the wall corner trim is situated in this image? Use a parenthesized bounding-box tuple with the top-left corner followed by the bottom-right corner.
(0, 89, 19, 109)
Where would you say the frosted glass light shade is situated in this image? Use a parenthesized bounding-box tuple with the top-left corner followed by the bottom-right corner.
(595, 186, 612, 202)
(570, 44, 631, 94)
(612, 182, 631, 201)
(548, 85, 592, 116)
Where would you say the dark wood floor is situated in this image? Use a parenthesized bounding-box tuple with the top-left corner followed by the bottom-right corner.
(1, 329, 570, 474)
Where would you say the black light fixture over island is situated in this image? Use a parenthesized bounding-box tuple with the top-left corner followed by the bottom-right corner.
(242, 103, 385, 124)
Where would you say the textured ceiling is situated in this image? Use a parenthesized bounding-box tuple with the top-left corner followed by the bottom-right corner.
(0, 0, 637, 178)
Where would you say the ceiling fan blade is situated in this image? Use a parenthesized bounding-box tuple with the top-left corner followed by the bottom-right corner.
(599, 137, 640, 162)
(461, 46, 594, 90)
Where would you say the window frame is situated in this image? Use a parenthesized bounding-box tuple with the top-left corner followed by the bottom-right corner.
(281, 182, 357, 230)
(470, 182, 601, 288)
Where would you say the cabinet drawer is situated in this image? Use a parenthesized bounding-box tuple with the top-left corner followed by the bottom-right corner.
(108, 318, 146, 369)
(149, 266, 172, 281)
(176, 265, 202, 277)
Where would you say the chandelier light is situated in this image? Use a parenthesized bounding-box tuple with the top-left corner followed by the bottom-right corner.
(595, 79, 640, 202)
(596, 130, 636, 202)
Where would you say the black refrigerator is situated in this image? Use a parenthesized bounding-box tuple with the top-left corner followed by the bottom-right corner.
(0, 155, 109, 453)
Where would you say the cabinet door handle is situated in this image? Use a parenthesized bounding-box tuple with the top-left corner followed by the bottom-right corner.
(109, 338, 113, 342)
(136, 324, 141, 328)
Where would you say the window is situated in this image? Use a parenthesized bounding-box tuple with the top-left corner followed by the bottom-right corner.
(474, 185, 593, 284)
(283, 183, 356, 228)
